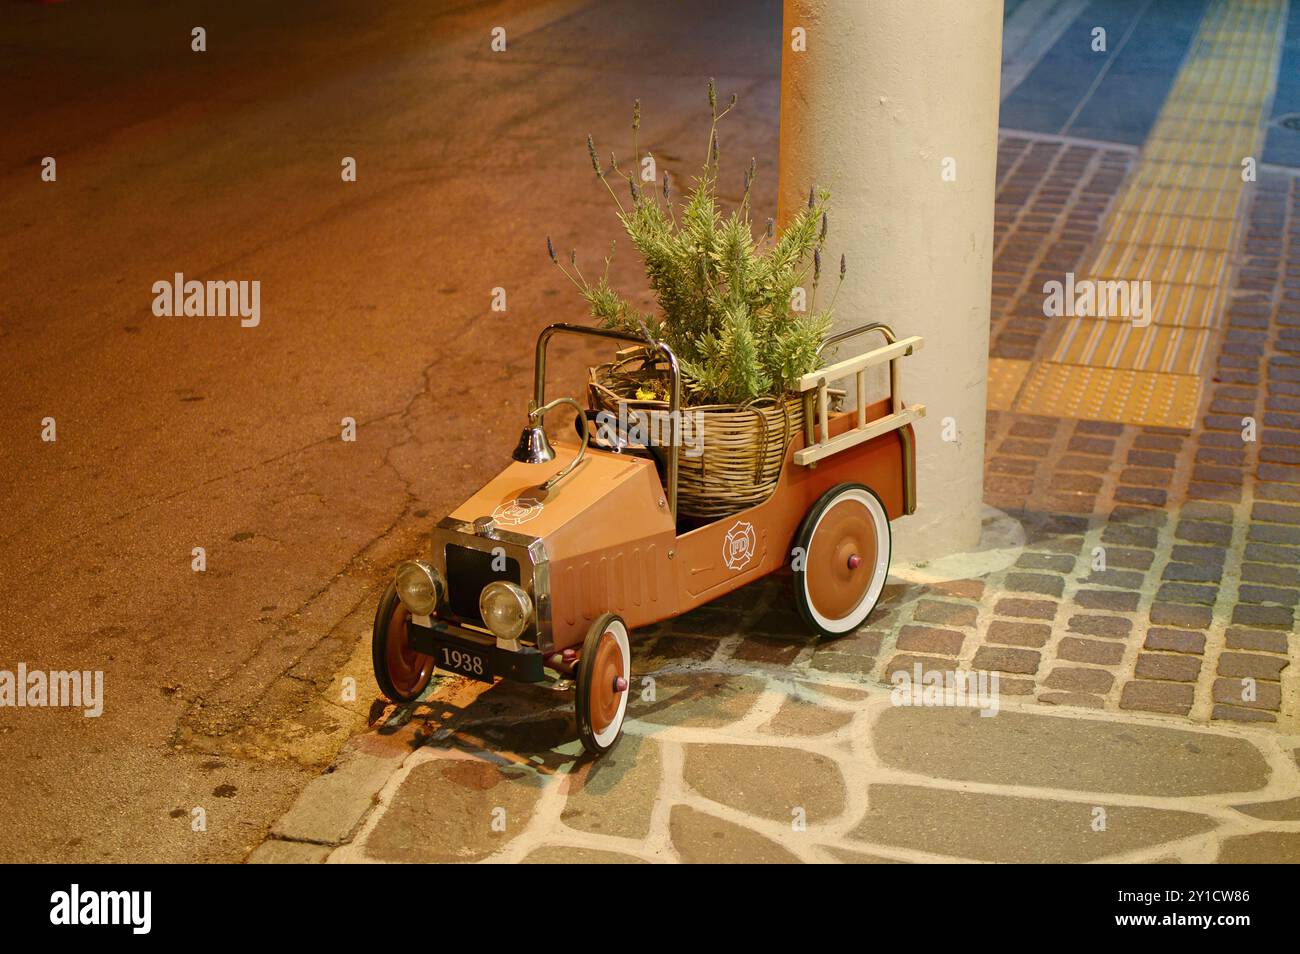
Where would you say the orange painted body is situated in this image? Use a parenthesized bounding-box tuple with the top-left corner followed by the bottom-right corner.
(448, 397, 912, 652)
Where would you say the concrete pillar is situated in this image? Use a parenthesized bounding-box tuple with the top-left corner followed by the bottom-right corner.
(777, 0, 1003, 562)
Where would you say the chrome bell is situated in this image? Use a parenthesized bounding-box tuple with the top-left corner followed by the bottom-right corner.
(512, 424, 555, 464)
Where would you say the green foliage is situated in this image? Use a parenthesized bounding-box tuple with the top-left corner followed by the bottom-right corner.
(550, 85, 846, 405)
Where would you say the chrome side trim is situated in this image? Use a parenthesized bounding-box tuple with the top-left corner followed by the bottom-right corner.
(531, 546, 552, 652)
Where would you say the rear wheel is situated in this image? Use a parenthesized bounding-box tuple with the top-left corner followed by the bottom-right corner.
(372, 580, 434, 703)
(793, 483, 891, 638)
(575, 613, 631, 755)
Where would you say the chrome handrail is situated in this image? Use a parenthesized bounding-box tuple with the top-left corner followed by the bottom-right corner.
(531, 396, 589, 492)
(818, 321, 898, 357)
(533, 323, 681, 520)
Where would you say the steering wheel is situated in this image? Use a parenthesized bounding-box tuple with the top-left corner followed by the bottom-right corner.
(575, 409, 640, 452)
(575, 408, 668, 473)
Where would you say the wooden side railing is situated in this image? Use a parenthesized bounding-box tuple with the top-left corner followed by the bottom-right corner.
(794, 335, 926, 466)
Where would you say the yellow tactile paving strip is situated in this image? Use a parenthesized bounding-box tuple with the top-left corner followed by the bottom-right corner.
(1017, 364, 1205, 429)
(994, 0, 1288, 428)
(1052, 320, 1214, 374)
(1090, 242, 1225, 286)
(1100, 213, 1237, 252)
(987, 357, 1032, 410)
(1113, 185, 1242, 221)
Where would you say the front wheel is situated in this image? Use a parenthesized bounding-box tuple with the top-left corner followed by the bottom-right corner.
(793, 483, 891, 638)
(372, 580, 434, 703)
(575, 613, 631, 756)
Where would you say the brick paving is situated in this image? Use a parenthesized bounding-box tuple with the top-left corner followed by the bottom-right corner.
(991, 135, 1136, 362)
(786, 27, 1296, 737)
(933, 136, 1299, 731)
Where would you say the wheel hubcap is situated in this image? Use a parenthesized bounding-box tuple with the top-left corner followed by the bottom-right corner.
(807, 498, 878, 621)
(385, 603, 431, 696)
(589, 631, 626, 735)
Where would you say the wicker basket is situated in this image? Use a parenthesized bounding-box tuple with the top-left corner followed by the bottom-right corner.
(588, 351, 805, 519)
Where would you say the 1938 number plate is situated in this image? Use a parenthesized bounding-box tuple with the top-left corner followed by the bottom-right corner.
(434, 642, 493, 683)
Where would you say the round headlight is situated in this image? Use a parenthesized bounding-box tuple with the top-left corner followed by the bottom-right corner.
(395, 560, 443, 616)
(479, 581, 532, 640)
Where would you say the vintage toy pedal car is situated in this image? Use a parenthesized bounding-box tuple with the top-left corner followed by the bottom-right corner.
(372, 321, 923, 754)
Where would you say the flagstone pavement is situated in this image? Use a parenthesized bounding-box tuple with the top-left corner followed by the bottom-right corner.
(248, 597, 1300, 863)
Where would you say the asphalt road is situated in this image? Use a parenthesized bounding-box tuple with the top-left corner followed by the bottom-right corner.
(0, 0, 782, 861)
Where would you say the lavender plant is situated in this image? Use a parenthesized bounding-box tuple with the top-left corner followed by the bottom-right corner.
(548, 82, 845, 405)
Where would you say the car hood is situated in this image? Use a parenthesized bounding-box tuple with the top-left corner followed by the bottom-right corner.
(447, 442, 674, 552)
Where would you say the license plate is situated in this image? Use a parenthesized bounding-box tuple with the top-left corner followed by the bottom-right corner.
(433, 640, 493, 683)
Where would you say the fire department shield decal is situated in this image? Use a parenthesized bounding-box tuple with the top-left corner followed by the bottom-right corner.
(492, 497, 543, 526)
(723, 520, 756, 571)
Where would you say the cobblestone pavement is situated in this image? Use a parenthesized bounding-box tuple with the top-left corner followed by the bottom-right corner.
(250, 587, 1300, 863)
(980, 137, 1299, 729)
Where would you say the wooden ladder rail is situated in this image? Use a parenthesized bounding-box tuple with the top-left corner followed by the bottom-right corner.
(795, 332, 926, 468)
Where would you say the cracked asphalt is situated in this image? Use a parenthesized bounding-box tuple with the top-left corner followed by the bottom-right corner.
(0, 0, 781, 861)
